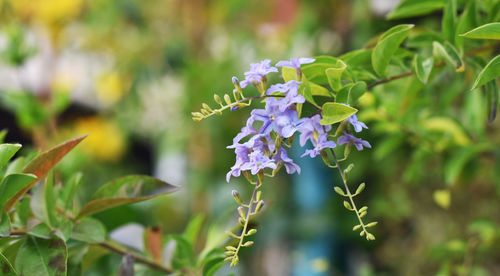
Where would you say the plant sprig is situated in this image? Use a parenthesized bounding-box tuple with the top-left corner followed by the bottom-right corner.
(224, 178, 264, 266)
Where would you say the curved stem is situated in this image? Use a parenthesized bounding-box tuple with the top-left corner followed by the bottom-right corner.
(328, 148, 369, 236)
(230, 181, 260, 266)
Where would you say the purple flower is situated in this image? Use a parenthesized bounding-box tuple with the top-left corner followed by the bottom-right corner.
(297, 115, 332, 147)
(226, 135, 275, 182)
(337, 132, 371, 151)
(250, 98, 305, 138)
(347, 114, 368, 133)
(267, 80, 305, 111)
(276, 58, 315, 71)
(273, 148, 301, 174)
(240, 150, 277, 175)
(301, 134, 337, 158)
(240, 59, 278, 88)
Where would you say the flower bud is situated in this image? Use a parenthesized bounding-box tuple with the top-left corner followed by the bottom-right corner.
(224, 94, 232, 105)
(237, 206, 246, 219)
(232, 76, 239, 85)
(232, 190, 243, 205)
(255, 200, 264, 213)
(213, 94, 222, 105)
(230, 105, 239, 111)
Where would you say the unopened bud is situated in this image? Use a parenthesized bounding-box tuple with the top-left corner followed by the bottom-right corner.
(214, 94, 222, 105)
(246, 229, 257, 236)
(255, 200, 264, 213)
(237, 206, 246, 219)
(202, 103, 212, 111)
(242, 241, 254, 247)
(230, 105, 239, 111)
(232, 76, 239, 85)
(224, 94, 232, 105)
(232, 190, 243, 205)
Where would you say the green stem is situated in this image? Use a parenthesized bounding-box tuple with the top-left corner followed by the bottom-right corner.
(328, 148, 369, 236)
(230, 181, 260, 266)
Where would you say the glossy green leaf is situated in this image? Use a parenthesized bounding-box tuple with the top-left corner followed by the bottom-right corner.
(77, 175, 179, 219)
(4, 135, 86, 212)
(309, 82, 331, 97)
(387, 0, 446, 20)
(325, 59, 347, 91)
(460, 23, 500, 40)
(413, 55, 433, 84)
(298, 75, 318, 107)
(471, 55, 500, 89)
(15, 197, 31, 228)
(282, 67, 298, 82)
(340, 49, 372, 68)
(0, 143, 22, 171)
(71, 217, 106, 243)
(302, 56, 345, 84)
(0, 251, 18, 276)
(372, 24, 414, 76)
(335, 82, 366, 105)
(320, 103, 357, 125)
(442, 0, 457, 44)
(0, 173, 37, 211)
(15, 236, 67, 276)
(432, 41, 464, 72)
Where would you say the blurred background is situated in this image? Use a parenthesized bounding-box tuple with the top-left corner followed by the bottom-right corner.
(0, 0, 499, 275)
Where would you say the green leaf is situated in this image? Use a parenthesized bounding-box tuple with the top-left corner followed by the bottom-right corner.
(71, 217, 106, 243)
(31, 174, 57, 227)
(444, 144, 492, 185)
(282, 67, 299, 82)
(371, 24, 414, 76)
(442, 0, 457, 44)
(4, 135, 87, 212)
(413, 55, 433, 84)
(76, 175, 179, 219)
(460, 23, 500, 40)
(340, 49, 372, 68)
(320, 103, 357, 125)
(202, 254, 225, 276)
(325, 59, 347, 91)
(0, 173, 37, 211)
(302, 56, 345, 84)
(484, 80, 498, 122)
(298, 75, 318, 107)
(15, 236, 67, 276)
(0, 212, 11, 237)
(15, 197, 31, 228)
(60, 172, 82, 211)
(471, 55, 500, 89)
(28, 223, 52, 239)
(183, 214, 204, 245)
(0, 91, 48, 128)
(0, 143, 22, 171)
(387, 0, 446, 20)
(335, 82, 367, 105)
(455, 1, 477, 50)
(170, 234, 195, 269)
(309, 82, 331, 97)
(0, 251, 18, 276)
(432, 41, 464, 72)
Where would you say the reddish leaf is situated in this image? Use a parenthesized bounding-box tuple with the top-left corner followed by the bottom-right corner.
(3, 135, 87, 211)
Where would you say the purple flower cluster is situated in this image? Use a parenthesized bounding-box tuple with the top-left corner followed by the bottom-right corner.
(226, 58, 370, 182)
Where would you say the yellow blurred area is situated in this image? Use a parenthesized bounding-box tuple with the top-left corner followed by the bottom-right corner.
(2, 0, 84, 24)
(72, 117, 126, 162)
(96, 72, 129, 105)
